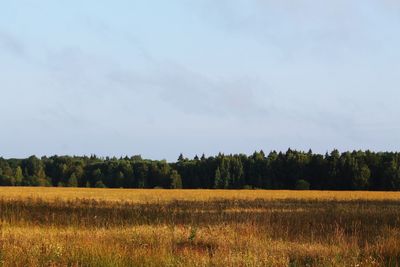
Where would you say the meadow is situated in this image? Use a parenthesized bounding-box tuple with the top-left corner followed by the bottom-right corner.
(0, 188, 400, 266)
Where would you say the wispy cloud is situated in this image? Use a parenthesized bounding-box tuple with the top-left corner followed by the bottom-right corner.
(0, 31, 27, 58)
(107, 59, 270, 119)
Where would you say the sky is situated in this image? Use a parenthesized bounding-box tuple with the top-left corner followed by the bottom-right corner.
(1, 0, 400, 161)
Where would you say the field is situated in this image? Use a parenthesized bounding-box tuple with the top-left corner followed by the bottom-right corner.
(0, 188, 400, 266)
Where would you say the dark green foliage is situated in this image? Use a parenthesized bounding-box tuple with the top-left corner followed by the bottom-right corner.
(1, 150, 400, 190)
(68, 173, 78, 187)
(0, 175, 14, 186)
(295, 179, 310, 190)
(214, 168, 223, 189)
(170, 170, 182, 189)
(95, 181, 106, 188)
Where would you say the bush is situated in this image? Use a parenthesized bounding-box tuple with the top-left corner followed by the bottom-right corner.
(0, 175, 14, 186)
(95, 181, 106, 188)
(295, 179, 310, 190)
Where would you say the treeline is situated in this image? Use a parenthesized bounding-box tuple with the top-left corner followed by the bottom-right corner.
(1, 149, 400, 190)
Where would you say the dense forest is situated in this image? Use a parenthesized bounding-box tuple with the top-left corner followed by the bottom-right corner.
(1, 150, 400, 190)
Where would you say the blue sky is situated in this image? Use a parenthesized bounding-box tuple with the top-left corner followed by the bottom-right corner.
(1, 0, 400, 161)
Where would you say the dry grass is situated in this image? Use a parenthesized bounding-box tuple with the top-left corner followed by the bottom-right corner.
(1, 187, 400, 202)
(0, 187, 400, 266)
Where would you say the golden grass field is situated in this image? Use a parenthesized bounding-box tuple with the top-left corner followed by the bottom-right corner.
(2, 187, 400, 202)
(0, 187, 400, 266)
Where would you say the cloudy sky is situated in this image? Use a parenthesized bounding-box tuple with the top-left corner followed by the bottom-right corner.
(1, 1, 400, 161)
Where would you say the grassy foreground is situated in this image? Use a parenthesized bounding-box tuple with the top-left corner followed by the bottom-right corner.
(0, 188, 400, 266)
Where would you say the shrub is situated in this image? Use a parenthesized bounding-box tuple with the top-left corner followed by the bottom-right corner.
(295, 179, 310, 190)
(95, 181, 106, 188)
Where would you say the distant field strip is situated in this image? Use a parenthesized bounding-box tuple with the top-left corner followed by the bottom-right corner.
(1, 187, 400, 202)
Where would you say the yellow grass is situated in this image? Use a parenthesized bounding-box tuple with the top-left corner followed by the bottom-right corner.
(0, 187, 400, 202)
(0, 187, 400, 266)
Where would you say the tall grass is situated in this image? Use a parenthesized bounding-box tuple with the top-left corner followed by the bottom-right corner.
(0, 188, 399, 266)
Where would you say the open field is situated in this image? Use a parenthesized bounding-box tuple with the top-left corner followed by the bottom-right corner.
(0, 188, 400, 266)
(2, 187, 400, 202)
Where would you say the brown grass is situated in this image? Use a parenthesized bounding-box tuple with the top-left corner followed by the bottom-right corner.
(0, 187, 399, 266)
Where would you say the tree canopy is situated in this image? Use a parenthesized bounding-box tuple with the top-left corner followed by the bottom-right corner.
(1, 150, 400, 190)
